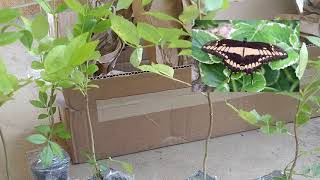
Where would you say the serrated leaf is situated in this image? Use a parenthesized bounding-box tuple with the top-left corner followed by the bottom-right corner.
(39, 91, 48, 104)
(0, 8, 20, 24)
(31, 15, 49, 40)
(130, 48, 143, 67)
(199, 63, 226, 87)
(110, 15, 140, 46)
(242, 73, 266, 92)
(26, 134, 47, 144)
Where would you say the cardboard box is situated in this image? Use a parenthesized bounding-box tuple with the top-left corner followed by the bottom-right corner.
(61, 45, 320, 164)
(62, 65, 300, 164)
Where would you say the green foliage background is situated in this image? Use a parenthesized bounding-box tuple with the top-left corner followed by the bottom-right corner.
(192, 20, 301, 92)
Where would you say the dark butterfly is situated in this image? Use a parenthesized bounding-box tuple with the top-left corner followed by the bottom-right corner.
(201, 39, 288, 76)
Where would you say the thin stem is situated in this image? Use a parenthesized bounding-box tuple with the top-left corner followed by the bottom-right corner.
(197, 0, 202, 20)
(85, 94, 102, 179)
(48, 85, 56, 141)
(203, 92, 214, 180)
(287, 101, 301, 180)
(0, 127, 9, 180)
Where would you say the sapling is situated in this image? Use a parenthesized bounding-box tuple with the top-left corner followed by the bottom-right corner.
(226, 37, 320, 179)
(0, 59, 31, 180)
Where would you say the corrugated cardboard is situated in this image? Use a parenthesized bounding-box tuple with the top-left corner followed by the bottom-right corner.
(62, 66, 299, 164)
(61, 45, 320, 164)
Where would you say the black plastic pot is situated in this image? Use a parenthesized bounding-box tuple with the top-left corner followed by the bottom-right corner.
(187, 170, 219, 180)
(87, 168, 134, 180)
(30, 150, 70, 180)
(254, 170, 286, 180)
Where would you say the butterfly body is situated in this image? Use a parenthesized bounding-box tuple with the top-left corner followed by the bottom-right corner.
(202, 39, 288, 74)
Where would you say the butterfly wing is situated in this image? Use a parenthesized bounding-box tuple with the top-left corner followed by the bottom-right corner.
(201, 39, 288, 74)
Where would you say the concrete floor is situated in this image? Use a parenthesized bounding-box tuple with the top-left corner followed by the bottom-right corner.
(69, 120, 320, 180)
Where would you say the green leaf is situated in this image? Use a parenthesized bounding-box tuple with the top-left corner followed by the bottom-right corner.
(169, 40, 192, 48)
(0, 8, 20, 24)
(69, 41, 99, 66)
(238, 109, 259, 125)
(130, 48, 143, 67)
(264, 65, 280, 86)
(31, 15, 49, 40)
(39, 91, 48, 104)
(53, 123, 71, 139)
(192, 29, 217, 48)
(153, 64, 174, 78)
(178, 5, 199, 24)
(86, 64, 99, 75)
(137, 22, 161, 44)
(108, 157, 134, 175)
(37, 113, 49, 120)
(26, 134, 47, 144)
(157, 27, 189, 42)
(296, 43, 308, 80)
(116, 0, 133, 10)
(30, 100, 46, 108)
(20, 30, 33, 49)
(35, 125, 51, 134)
(142, 0, 153, 6)
(203, 0, 224, 11)
(269, 43, 299, 70)
(110, 15, 140, 46)
(297, 103, 312, 126)
(49, 141, 63, 158)
(199, 63, 226, 87)
(40, 145, 54, 166)
(64, 0, 85, 14)
(89, 3, 112, 17)
(138, 64, 174, 78)
(145, 11, 181, 24)
(306, 36, 320, 47)
(44, 45, 67, 74)
(35, 0, 52, 14)
(55, 3, 68, 14)
(31, 61, 44, 70)
(0, 32, 23, 46)
(242, 73, 266, 92)
(192, 46, 214, 64)
(179, 49, 192, 56)
(93, 20, 111, 33)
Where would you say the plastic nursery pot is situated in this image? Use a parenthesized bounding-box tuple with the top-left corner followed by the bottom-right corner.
(29, 150, 70, 180)
(88, 168, 134, 180)
(254, 170, 286, 180)
(187, 170, 219, 180)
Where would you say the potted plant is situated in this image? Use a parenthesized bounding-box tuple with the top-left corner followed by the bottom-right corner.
(0, 3, 73, 179)
(226, 36, 320, 180)
(0, 58, 31, 180)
